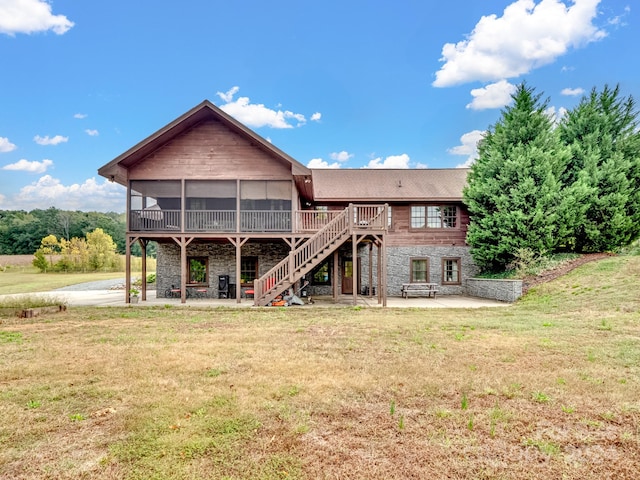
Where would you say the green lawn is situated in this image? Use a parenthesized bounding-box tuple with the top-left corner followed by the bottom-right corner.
(0, 267, 126, 295)
(1, 256, 639, 479)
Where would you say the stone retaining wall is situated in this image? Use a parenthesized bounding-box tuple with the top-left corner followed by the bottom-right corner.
(465, 278, 523, 303)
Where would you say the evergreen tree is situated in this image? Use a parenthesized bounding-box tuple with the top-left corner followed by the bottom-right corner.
(463, 83, 570, 272)
(558, 85, 640, 251)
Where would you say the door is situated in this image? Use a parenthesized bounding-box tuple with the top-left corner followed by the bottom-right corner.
(341, 258, 353, 294)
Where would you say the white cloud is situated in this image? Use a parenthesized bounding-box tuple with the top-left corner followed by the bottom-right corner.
(74, 113, 87, 119)
(2, 158, 53, 173)
(85, 129, 99, 136)
(3, 175, 126, 212)
(34, 134, 68, 146)
(545, 105, 568, 124)
(448, 130, 485, 168)
(217, 86, 240, 103)
(216, 86, 310, 129)
(330, 151, 353, 163)
(311, 112, 322, 121)
(364, 154, 410, 169)
(561, 87, 585, 96)
(307, 158, 341, 169)
(0, 136, 17, 153)
(0, 0, 74, 36)
(433, 0, 606, 87)
(467, 80, 517, 110)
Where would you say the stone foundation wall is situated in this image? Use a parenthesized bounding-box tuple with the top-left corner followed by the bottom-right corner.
(156, 241, 289, 298)
(156, 241, 488, 300)
(465, 278, 523, 303)
(360, 245, 478, 297)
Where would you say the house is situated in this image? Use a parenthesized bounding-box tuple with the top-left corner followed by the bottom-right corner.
(98, 100, 477, 306)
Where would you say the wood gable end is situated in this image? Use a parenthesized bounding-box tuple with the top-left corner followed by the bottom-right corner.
(129, 118, 292, 181)
(98, 100, 311, 187)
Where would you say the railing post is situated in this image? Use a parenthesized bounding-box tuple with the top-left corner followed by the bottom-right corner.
(289, 253, 294, 283)
(349, 204, 354, 231)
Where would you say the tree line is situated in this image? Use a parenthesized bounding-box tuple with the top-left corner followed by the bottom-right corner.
(0, 208, 155, 258)
(0, 208, 126, 255)
(464, 83, 640, 272)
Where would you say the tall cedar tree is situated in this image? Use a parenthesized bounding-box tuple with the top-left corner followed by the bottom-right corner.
(558, 85, 640, 252)
(463, 84, 570, 272)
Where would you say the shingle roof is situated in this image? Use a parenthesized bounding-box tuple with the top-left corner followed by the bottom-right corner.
(310, 168, 469, 202)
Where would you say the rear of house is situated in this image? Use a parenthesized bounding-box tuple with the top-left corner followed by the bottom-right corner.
(98, 100, 477, 305)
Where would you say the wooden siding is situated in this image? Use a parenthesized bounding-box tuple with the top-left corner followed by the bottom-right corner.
(387, 205, 469, 247)
(129, 119, 292, 181)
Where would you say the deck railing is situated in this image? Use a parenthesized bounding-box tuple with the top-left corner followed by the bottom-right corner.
(130, 209, 181, 231)
(186, 210, 236, 232)
(240, 211, 291, 232)
(129, 206, 387, 234)
(295, 210, 341, 232)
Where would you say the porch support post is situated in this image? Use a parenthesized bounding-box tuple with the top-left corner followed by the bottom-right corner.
(352, 233, 358, 306)
(173, 236, 194, 304)
(382, 231, 387, 307)
(236, 238, 241, 303)
(180, 238, 187, 304)
(368, 242, 373, 298)
(333, 249, 339, 302)
(377, 238, 382, 305)
(138, 238, 148, 301)
(229, 236, 248, 304)
(125, 235, 132, 304)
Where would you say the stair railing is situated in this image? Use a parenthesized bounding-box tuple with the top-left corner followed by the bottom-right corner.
(254, 206, 351, 305)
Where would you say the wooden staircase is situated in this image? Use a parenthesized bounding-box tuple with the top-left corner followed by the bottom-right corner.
(253, 204, 386, 306)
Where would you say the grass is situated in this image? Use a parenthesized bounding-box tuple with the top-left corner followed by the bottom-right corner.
(0, 255, 155, 295)
(0, 294, 67, 309)
(0, 267, 125, 295)
(0, 256, 639, 479)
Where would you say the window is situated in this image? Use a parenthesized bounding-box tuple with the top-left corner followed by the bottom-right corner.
(311, 261, 331, 285)
(411, 206, 425, 229)
(410, 258, 429, 283)
(188, 257, 208, 285)
(441, 206, 457, 228)
(411, 205, 458, 229)
(387, 206, 393, 228)
(240, 256, 258, 286)
(442, 258, 461, 285)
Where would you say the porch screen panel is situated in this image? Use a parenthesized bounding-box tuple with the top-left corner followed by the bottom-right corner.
(241, 181, 291, 210)
(241, 181, 267, 201)
(130, 180, 181, 209)
(186, 180, 236, 210)
(266, 181, 290, 200)
(186, 180, 236, 197)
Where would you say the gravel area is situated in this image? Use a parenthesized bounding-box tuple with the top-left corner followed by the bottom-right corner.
(55, 279, 127, 291)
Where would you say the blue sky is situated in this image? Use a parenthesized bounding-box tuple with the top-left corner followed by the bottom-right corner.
(0, 0, 635, 212)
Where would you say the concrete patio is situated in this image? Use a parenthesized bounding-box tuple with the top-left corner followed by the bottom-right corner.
(1, 288, 511, 309)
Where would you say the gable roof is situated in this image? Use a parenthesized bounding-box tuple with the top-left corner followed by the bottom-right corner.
(310, 168, 469, 202)
(98, 99, 311, 186)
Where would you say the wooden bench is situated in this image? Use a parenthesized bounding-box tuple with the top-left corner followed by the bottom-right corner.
(401, 283, 439, 298)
